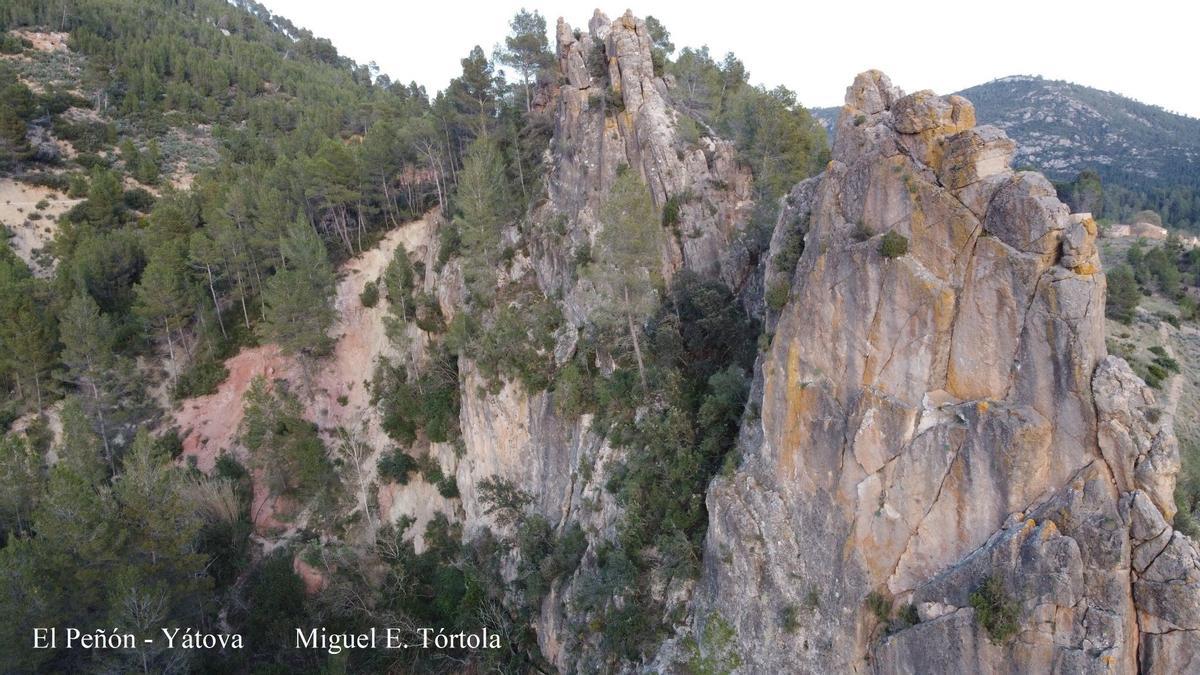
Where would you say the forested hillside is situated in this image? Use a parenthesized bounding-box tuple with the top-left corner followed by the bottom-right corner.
(960, 76, 1200, 229)
(0, 2, 828, 672)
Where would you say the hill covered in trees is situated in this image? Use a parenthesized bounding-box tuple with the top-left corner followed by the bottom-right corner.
(0, 2, 830, 672)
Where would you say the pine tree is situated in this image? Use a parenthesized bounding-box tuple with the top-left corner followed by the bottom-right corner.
(450, 45, 498, 138)
(81, 167, 126, 228)
(58, 293, 151, 470)
(361, 119, 403, 226)
(0, 433, 44, 538)
(586, 169, 664, 390)
(498, 9, 552, 113)
(57, 395, 107, 486)
(1, 292, 56, 409)
(454, 137, 510, 300)
(0, 427, 208, 673)
(0, 255, 56, 409)
(135, 139, 161, 185)
(383, 244, 415, 322)
(1106, 264, 1141, 324)
(0, 105, 31, 168)
(134, 249, 195, 382)
(645, 16, 675, 54)
(58, 293, 119, 469)
(187, 230, 228, 339)
(0, 75, 32, 167)
(258, 219, 336, 357)
(305, 138, 363, 255)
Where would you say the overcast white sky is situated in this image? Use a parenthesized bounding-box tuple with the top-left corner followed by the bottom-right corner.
(258, 0, 1200, 118)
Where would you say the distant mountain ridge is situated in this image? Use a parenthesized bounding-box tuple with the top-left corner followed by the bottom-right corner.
(812, 75, 1200, 228)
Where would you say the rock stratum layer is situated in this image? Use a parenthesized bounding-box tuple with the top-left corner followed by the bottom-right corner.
(677, 70, 1200, 673)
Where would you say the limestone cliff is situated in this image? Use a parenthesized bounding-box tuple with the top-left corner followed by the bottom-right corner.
(448, 11, 759, 669)
(668, 71, 1200, 673)
(361, 18, 1196, 673)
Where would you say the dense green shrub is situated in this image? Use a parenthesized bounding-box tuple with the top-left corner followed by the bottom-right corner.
(766, 280, 790, 311)
(895, 603, 920, 631)
(969, 576, 1019, 643)
(676, 115, 701, 149)
(17, 171, 70, 191)
(244, 550, 308, 647)
(1105, 264, 1140, 324)
(240, 377, 334, 500)
(773, 216, 807, 275)
(372, 347, 460, 445)
(437, 475, 460, 499)
(663, 194, 683, 230)
(173, 321, 252, 400)
(605, 86, 625, 111)
(0, 34, 30, 54)
(466, 291, 561, 393)
(359, 280, 379, 308)
(51, 118, 116, 154)
(437, 222, 461, 268)
(516, 516, 585, 605)
(879, 231, 909, 258)
(866, 591, 892, 623)
(122, 187, 156, 211)
(377, 447, 418, 484)
(1175, 439, 1200, 537)
(576, 273, 759, 657)
(553, 360, 593, 417)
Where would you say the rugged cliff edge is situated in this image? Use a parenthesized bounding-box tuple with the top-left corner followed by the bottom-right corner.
(171, 13, 1198, 672)
(448, 11, 758, 669)
(664, 70, 1200, 673)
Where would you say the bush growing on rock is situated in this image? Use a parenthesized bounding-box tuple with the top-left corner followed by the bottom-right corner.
(969, 576, 1019, 643)
(879, 231, 909, 258)
(359, 280, 379, 308)
(377, 447, 418, 484)
(766, 281, 790, 311)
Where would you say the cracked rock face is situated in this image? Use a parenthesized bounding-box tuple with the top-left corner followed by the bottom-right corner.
(678, 71, 1200, 674)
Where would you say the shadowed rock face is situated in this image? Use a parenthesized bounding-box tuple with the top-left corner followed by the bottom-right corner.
(671, 71, 1200, 673)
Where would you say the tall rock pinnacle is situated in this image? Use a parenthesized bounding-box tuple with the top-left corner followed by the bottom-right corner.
(669, 70, 1200, 674)
(543, 10, 753, 294)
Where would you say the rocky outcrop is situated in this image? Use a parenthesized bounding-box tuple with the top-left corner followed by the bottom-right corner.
(537, 9, 754, 303)
(447, 11, 762, 671)
(673, 71, 1200, 673)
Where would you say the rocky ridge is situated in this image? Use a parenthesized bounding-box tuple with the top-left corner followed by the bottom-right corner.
(447, 11, 760, 669)
(172, 10, 1200, 671)
(538, 10, 755, 300)
(663, 70, 1200, 673)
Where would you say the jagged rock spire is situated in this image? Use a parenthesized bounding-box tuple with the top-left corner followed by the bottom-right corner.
(674, 70, 1198, 674)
